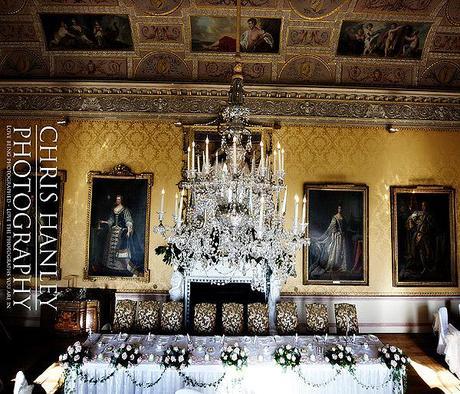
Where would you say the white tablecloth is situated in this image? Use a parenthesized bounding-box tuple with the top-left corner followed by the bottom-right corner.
(69, 334, 401, 394)
(445, 324, 460, 378)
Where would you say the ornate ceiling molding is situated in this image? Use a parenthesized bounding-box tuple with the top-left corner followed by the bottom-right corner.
(0, 81, 459, 129)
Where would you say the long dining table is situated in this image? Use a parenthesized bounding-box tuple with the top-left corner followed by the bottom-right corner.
(66, 332, 404, 394)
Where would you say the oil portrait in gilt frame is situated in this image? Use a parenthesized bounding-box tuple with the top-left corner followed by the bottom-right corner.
(84, 164, 153, 281)
(303, 183, 369, 285)
(391, 186, 457, 287)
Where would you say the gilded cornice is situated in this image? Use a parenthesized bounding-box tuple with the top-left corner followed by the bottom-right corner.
(1, 80, 460, 128)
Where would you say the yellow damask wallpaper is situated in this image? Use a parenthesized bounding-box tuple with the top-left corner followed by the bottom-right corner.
(1, 119, 459, 296)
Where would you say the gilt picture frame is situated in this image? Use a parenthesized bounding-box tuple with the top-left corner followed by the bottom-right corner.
(391, 185, 457, 287)
(303, 183, 369, 285)
(84, 164, 153, 281)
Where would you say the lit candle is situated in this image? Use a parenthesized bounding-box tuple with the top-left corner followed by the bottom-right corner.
(302, 195, 306, 227)
(187, 146, 191, 173)
(260, 141, 264, 171)
(228, 187, 232, 204)
(205, 136, 209, 168)
(197, 154, 201, 173)
(249, 189, 253, 214)
(160, 188, 165, 213)
(215, 149, 219, 171)
(177, 189, 184, 227)
(191, 141, 195, 175)
(251, 155, 255, 175)
(281, 148, 285, 172)
(202, 151, 206, 172)
(273, 150, 277, 177)
(259, 195, 264, 232)
(294, 194, 299, 230)
(174, 193, 178, 218)
(233, 136, 237, 174)
(277, 142, 281, 171)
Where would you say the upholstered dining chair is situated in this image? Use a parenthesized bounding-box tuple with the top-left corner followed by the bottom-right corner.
(276, 302, 298, 334)
(334, 303, 359, 335)
(248, 303, 269, 335)
(193, 303, 217, 334)
(305, 303, 329, 334)
(160, 301, 184, 333)
(135, 300, 161, 333)
(222, 303, 244, 335)
(112, 299, 137, 332)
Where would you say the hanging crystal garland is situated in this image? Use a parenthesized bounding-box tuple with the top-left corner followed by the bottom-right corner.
(154, 64, 309, 291)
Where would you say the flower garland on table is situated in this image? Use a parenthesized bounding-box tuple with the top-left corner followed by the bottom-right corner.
(274, 344, 301, 369)
(59, 341, 89, 369)
(220, 343, 248, 370)
(324, 344, 356, 370)
(162, 345, 226, 389)
(378, 344, 411, 394)
(111, 343, 141, 368)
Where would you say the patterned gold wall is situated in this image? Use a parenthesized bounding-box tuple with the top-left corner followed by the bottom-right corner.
(1, 119, 459, 295)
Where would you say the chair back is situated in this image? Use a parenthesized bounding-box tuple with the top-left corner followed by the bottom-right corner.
(334, 303, 359, 335)
(222, 303, 244, 335)
(112, 300, 137, 332)
(276, 302, 298, 334)
(135, 300, 161, 333)
(437, 306, 449, 354)
(160, 301, 184, 333)
(193, 303, 217, 334)
(247, 303, 269, 335)
(305, 303, 329, 334)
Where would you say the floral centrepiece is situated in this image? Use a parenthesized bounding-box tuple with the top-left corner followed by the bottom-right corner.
(324, 344, 355, 370)
(378, 344, 410, 371)
(111, 343, 141, 368)
(274, 344, 301, 369)
(59, 341, 89, 369)
(220, 343, 248, 370)
(162, 346, 191, 370)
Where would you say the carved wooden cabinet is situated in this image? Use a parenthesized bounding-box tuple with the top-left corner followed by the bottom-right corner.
(54, 300, 100, 334)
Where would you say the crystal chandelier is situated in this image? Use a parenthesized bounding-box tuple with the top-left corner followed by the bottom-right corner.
(155, 63, 309, 291)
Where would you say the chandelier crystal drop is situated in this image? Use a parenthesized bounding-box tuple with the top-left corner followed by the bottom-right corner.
(154, 63, 309, 291)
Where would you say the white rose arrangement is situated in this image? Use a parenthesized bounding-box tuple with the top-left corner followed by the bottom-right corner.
(162, 346, 191, 370)
(220, 343, 248, 370)
(59, 341, 89, 370)
(324, 344, 355, 370)
(111, 343, 141, 369)
(274, 344, 301, 369)
(378, 344, 410, 372)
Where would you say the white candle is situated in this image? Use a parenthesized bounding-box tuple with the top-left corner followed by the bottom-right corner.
(191, 141, 195, 174)
(251, 155, 256, 175)
(174, 193, 178, 217)
(259, 195, 264, 232)
(302, 195, 306, 227)
(260, 141, 264, 171)
(160, 188, 165, 213)
(205, 136, 209, 168)
(227, 187, 232, 204)
(215, 149, 219, 171)
(187, 146, 191, 173)
(273, 150, 277, 177)
(294, 194, 299, 230)
(202, 151, 206, 172)
(198, 154, 201, 173)
(277, 142, 281, 170)
(249, 189, 253, 214)
(177, 189, 184, 227)
(233, 136, 237, 174)
(281, 148, 285, 172)
(282, 186, 287, 216)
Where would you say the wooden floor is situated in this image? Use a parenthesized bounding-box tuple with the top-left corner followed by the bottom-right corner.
(0, 330, 459, 393)
(379, 334, 460, 394)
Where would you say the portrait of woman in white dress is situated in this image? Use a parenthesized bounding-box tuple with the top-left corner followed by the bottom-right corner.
(304, 184, 368, 285)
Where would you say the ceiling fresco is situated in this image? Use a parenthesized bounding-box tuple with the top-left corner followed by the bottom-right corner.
(0, 0, 460, 90)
